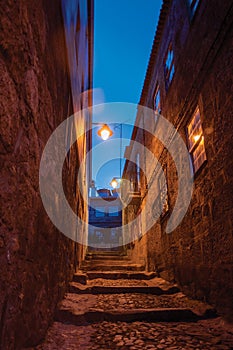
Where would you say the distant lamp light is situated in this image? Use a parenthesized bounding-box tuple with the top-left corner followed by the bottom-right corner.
(97, 124, 113, 141)
(110, 177, 121, 189)
(110, 177, 119, 189)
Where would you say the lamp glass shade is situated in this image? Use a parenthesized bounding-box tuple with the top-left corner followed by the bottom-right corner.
(110, 177, 119, 189)
(97, 124, 113, 140)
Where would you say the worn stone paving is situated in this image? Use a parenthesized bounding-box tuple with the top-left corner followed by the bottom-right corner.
(30, 253, 233, 349)
(94, 292, 213, 312)
(32, 285, 233, 350)
(90, 319, 233, 350)
(61, 291, 214, 313)
(33, 318, 233, 349)
(88, 279, 148, 287)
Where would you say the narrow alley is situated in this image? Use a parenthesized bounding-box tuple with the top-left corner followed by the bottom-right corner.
(1, 0, 233, 349)
(31, 250, 233, 349)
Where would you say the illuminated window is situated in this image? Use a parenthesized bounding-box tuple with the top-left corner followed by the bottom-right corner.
(188, 0, 200, 15)
(164, 43, 175, 90)
(154, 85, 161, 113)
(136, 153, 140, 191)
(129, 155, 141, 193)
(158, 168, 169, 216)
(187, 107, 206, 173)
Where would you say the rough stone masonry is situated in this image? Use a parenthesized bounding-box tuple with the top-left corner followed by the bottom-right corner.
(0, 1, 78, 348)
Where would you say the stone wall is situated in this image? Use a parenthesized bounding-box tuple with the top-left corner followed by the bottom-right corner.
(0, 1, 90, 348)
(123, 0, 233, 319)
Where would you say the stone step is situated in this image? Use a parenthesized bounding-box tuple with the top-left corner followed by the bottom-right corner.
(81, 263, 145, 272)
(83, 257, 135, 264)
(69, 282, 180, 295)
(86, 251, 126, 257)
(55, 292, 217, 326)
(82, 259, 132, 266)
(86, 271, 157, 281)
(55, 307, 217, 326)
(72, 271, 158, 285)
(85, 255, 130, 261)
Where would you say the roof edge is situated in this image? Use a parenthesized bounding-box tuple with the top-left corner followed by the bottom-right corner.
(139, 0, 172, 106)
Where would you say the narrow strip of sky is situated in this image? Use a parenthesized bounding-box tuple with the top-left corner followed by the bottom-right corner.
(92, 1, 162, 190)
(93, 0, 163, 106)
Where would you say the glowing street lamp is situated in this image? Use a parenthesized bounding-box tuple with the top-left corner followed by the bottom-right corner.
(93, 122, 125, 189)
(110, 177, 122, 189)
(110, 177, 118, 189)
(109, 123, 124, 189)
(97, 124, 113, 141)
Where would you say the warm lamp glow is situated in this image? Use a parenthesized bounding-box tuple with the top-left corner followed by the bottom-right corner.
(110, 178, 118, 189)
(193, 134, 201, 143)
(97, 124, 113, 141)
(110, 177, 122, 189)
(101, 129, 110, 141)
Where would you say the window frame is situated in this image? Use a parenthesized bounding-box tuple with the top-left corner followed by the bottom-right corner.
(188, 0, 200, 17)
(186, 107, 207, 174)
(164, 43, 175, 91)
(158, 167, 169, 218)
(154, 84, 161, 114)
(136, 153, 141, 192)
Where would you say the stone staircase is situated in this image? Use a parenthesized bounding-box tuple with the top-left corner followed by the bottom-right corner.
(80, 250, 146, 272)
(55, 250, 217, 325)
(33, 250, 233, 350)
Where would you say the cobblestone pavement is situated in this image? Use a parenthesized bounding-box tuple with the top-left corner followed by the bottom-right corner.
(59, 276, 213, 315)
(61, 291, 213, 314)
(87, 277, 173, 289)
(33, 288, 233, 350)
(29, 254, 233, 350)
(88, 279, 148, 287)
(34, 318, 233, 350)
(94, 292, 211, 312)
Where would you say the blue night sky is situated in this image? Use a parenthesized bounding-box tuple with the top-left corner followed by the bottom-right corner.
(92, 0, 162, 189)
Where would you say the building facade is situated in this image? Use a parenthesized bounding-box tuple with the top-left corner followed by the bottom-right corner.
(0, 0, 93, 348)
(62, 0, 94, 266)
(89, 190, 122, 249)
(122, 0, 233, 318)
